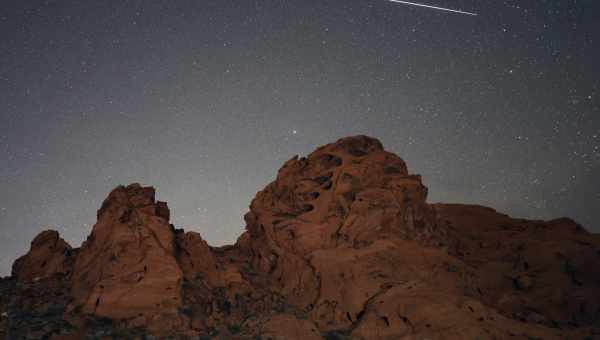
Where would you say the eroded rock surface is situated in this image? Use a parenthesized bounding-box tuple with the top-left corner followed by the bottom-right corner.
(1, 136, 599, 339)
(69, 183, 186, 334)
(12, 230, 73, 282)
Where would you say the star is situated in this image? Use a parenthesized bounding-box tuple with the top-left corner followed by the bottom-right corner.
(0, 0, 597, 278)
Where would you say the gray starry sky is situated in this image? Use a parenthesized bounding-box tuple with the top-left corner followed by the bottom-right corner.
(1, 0, 599, 276)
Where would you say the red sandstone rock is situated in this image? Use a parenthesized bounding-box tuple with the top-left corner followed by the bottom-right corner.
(260, 314, 322, 340)
(12, 230, 72, 282)
(2, 136, 599, 339)
(69, 183, 185, 334)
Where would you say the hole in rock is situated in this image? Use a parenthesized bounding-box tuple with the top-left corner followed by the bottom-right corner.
(346, 312, 353, 322)
(343, 191, 356, 203)
(347, 147, 368, 157)
(319, 154, 343, 168)
(382, 316, 390, 326)
(314, 175, 331, 185)
(119, 209, 132, 223)
(384, 166, 402, 174)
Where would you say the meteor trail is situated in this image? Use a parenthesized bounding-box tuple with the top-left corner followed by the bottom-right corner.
(385, 0, 477, 16)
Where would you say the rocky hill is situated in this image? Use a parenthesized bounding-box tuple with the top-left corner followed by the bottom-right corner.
(1, 135, 599, 339)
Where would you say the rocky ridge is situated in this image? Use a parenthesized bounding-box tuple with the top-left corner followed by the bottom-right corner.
(1, 135, 599, 339)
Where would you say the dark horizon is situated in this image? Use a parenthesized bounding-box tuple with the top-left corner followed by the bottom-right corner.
(1, 0, 599, 276)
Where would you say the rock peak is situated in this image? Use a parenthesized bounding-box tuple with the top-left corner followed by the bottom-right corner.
(69, 182, 182, 332)
(322, 135, 384, 156)
(96, 183, 169, 221)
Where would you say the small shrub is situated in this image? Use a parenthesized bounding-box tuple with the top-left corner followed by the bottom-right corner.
(228, 324, 241, 334)
(208, 327, 219, 337)
(195, 272, 205, 281)
(178, 305, 193, 317)
(323, 331, 350, 340)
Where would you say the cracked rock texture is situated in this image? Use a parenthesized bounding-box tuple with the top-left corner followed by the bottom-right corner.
(1, 135, 599, 339)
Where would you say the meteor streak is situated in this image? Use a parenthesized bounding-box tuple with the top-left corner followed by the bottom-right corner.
(385, 0, 477, 16)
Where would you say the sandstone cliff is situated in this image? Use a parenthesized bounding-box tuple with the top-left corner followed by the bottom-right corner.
(1, 136, 599, 339)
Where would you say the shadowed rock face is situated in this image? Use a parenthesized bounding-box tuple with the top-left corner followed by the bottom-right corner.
(2, 135, 600, 339)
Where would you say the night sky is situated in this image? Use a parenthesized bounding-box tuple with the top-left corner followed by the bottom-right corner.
(1, 0, 599, 276)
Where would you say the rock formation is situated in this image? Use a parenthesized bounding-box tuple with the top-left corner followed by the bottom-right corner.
(11, 230, 72, 282)
(68, 184, 186, 334)
(1, 135, 599, 339)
